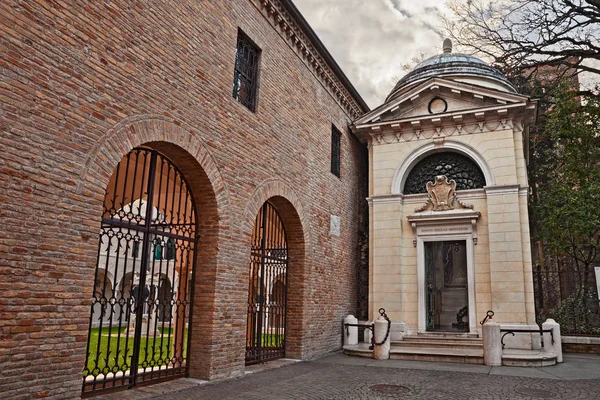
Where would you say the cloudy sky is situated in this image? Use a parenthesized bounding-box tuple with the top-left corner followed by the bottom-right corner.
(292, 0, 598, 108)
(293, 0, 456, 108)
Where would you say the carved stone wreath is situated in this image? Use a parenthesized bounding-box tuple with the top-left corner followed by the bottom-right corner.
(415, 175, 474, 212)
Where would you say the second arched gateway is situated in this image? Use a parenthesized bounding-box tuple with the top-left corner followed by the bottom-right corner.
(246, 201, 288, 364)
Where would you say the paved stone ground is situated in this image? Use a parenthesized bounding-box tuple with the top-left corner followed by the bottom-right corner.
(96, 353, 600, 400)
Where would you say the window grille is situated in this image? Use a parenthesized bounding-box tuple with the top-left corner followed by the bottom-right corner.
(403, 152, 486, 194)
(232, 31, 260, 112)
(331, 125, 341, 177)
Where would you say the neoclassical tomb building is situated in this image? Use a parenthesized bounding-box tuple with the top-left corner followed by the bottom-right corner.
(353, 40, 538, 338)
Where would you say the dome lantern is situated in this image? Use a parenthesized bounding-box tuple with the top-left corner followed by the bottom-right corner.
(442, 38, 452, 54)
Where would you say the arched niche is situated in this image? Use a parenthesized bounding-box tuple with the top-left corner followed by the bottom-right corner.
(391, 141, 495, 195)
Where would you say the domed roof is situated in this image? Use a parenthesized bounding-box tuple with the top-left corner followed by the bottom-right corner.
(387, 39, 515, 100)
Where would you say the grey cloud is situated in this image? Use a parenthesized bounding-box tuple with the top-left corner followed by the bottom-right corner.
(388, 0, 413, 18)
(292, 0, 451, 107)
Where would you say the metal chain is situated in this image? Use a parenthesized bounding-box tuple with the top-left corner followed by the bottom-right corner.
(373, 308, 391, 346)
(480, 310, 494, 325)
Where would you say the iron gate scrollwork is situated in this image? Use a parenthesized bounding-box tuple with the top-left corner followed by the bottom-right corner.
(246, 202, 288, 365)
(82, 148, 197, 395)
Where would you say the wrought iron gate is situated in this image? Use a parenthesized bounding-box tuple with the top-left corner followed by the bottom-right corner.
(246, 202, 288, 364)
(83, 148, 197, 395)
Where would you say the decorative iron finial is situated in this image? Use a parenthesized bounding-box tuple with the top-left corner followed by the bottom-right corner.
(443, 38, 452, 53)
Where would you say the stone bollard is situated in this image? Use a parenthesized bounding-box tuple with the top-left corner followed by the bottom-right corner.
(483, 321, 502, 366)
(373, 315, 390, 360)
(364, 321, 373, 345)
(542, 318, 562, 363)
(343, 315, 358, 346)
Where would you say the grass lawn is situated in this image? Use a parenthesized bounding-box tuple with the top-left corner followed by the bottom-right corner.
(260, 333, 284, 347)
(84, 326, 188, 375)
(85, 327, 283, 376)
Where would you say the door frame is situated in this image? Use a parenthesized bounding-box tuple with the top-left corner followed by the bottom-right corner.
(417, 232, 476, 334)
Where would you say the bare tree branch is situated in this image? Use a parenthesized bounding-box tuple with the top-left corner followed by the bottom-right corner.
(443, 0, 600, 93)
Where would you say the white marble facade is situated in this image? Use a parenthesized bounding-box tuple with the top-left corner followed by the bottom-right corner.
(352, 41, 538, 346)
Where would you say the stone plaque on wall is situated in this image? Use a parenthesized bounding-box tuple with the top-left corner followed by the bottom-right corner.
(416, 225, 471, 236)
(330, 215, 341, 236)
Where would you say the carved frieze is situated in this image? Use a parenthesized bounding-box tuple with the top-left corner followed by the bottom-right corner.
(369, 119, 514, 146)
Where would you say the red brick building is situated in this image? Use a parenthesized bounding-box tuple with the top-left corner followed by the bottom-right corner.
(0, 0, 369, 398)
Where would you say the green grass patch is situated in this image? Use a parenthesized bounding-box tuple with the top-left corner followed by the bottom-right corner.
(260, 333, 284, 347)
(84, 326, 188, 376)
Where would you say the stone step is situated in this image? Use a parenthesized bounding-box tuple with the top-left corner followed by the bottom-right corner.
(392, 339, 482, 349)
(403, 332, 480, 339)
(501, 349, 557, 367)
(396, 334, 482, 348)
(342, 344, 373, 358)
(389, 346, 484, 364)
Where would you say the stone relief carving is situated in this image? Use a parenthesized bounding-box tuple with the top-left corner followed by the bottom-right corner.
(456, 197, 474, 210)
(415, 175, 474, 212)
(369, 119, 513, 146)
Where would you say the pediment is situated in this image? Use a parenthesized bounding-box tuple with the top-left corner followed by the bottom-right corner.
(355, 78, 529, 128)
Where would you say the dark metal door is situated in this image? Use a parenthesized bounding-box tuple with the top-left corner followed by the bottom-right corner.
(424, 241, 469, 332)
(425, 242, 435, 331)
(83, 148, 197, 395)
(246, 202, 288, 365)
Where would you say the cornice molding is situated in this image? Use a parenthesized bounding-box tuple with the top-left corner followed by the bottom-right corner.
(403, 189, 486, 204)
(484, 184, 522, 196)
(367, 118, 514, 148)
(367, 194, 404, 206)
(407, 209, 481, 246)
(251, 0, 366, 119)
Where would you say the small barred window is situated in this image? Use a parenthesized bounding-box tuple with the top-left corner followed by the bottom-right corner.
(403, 152, 486, 194)
(331, 125, 341, 177)
(232, 31, 260, 112)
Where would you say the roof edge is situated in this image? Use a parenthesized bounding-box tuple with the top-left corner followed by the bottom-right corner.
(279, 0, 370, 113)
(357, 77, 530, 126)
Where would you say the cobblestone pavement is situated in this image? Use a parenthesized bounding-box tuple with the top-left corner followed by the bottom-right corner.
(144, 355, 600, 400)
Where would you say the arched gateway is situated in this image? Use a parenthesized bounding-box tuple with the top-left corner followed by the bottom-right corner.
(246, 201, 288, 364)
(83, 148, 197, 394)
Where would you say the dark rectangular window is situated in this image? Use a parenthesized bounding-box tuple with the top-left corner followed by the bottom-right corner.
(232, 30, 260, 112)
(331, 125, 341, 177)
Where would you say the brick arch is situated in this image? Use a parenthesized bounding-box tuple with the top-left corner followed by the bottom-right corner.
(241, 179, 310, 240)
(77, 114, 231, 380)
(77, 114, 230, 215)
(242, 179, 311, 360)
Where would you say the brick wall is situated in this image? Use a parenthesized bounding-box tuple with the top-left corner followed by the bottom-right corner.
(0, 0, 367, 398)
